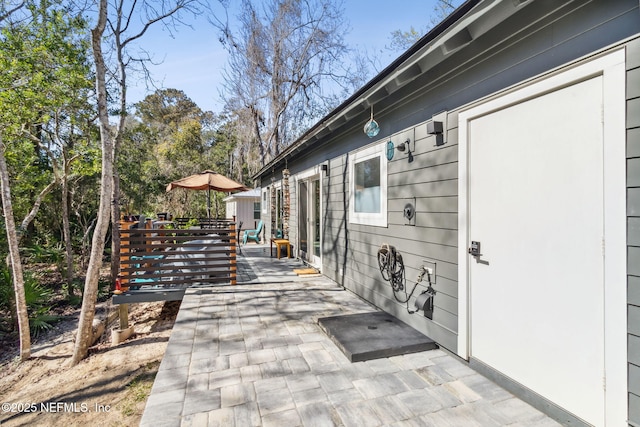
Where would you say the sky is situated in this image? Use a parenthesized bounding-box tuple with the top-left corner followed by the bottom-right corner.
(126, 1, 457, 113)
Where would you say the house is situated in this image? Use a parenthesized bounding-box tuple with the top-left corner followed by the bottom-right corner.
(253, 0, 640, 425)
(223, 188, 261, 236)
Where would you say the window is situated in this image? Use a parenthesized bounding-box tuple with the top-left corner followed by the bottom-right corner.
(253, 202, 261, 220)
(349, 142, 387, 226)
(354, 157, 381, 213)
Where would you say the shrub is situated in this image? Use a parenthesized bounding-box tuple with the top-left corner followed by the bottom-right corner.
(0, 266, 60, 337)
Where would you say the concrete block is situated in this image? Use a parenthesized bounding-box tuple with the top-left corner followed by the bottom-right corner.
(111, 325, 134, 345)
(318, 311, 436, 362)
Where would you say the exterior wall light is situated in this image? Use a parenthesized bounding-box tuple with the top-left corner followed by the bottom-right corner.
(396, 138, 413, 163)
(427, 121, 443, 135)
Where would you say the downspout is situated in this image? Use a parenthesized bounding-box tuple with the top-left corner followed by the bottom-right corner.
(341, 153, 349, 289)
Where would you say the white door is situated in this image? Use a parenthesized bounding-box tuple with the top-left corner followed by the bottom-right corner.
(468, 76, 605, 425)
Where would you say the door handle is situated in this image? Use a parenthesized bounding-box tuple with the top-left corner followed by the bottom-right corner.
(468, 241, 482, 257)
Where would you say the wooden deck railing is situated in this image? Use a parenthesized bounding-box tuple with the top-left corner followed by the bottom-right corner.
(118, 219, 237, 290)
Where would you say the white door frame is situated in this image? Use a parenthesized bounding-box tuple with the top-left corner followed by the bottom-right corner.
(295, 165, 323, 268)
(457, 48, 626, 426)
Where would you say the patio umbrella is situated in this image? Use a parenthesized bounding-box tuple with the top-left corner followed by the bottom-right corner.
(166, 170, 248, 218)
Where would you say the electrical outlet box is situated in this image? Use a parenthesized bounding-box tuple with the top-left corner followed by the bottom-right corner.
(422, 260, 437, 285)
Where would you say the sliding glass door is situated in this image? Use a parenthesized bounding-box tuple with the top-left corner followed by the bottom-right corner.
(298, 176, 321, 267)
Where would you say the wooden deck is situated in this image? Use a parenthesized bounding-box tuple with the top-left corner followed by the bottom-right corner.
(112, 218, 237, 304)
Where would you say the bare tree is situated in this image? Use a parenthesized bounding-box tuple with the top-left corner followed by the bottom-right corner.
(214, 0, 360, 169)
(106, 0, 207, 284)
(71, 0, 206, 365)
(70, 0, 112, 366)
(386, 0, 463, 53)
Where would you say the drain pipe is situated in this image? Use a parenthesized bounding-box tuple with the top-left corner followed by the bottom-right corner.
(340, 154, 349, 290)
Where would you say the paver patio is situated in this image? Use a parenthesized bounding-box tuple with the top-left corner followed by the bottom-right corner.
(140, 245, 560, 427)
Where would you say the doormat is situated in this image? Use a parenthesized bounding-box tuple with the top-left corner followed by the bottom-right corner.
(293, 268, 319, 275)
(318, 311, 437, 362)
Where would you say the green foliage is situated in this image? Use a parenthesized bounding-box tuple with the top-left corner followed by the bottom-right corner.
(23, 241, 69, 280)
(24, 242, 64, 264)
(25, 272, 60, 337)
(181, 218, 200, 229)
(0, 267, 13, 313)
(0, 266, 60, 337)
(97, 278, 111, 302)
(62, 280, 83, 306)
(0, 0, 97, 257)
(22, 272, 53, 307)
(29, 306, 59, 338)
(119, 89, 247, 218)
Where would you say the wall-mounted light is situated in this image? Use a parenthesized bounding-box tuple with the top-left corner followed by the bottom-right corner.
(429, 112, 448, 147)
(321, 163, 328, 174)
(396, 138, 413, 163)
(363, 105, 380, 138)
(427, 121, 443, 135)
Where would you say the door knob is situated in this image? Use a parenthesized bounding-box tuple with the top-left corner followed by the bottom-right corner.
(468, 241, 482, 257)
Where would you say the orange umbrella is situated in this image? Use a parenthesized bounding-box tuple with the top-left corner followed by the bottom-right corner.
(166, 170, 248, 218)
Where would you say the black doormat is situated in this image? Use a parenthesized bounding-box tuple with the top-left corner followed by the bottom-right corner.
(318, 311, 437, 362)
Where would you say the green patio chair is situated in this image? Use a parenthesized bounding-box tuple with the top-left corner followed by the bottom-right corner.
(242, 220, 263, 245)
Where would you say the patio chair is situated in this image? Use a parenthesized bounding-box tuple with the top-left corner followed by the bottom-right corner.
(242, 220, 263, 245)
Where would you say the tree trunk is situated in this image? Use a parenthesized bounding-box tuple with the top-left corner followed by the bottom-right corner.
(0, 135, 31, 361)
(19, 179, 56, 239)
(80, 217, 96, 270)
(70, 0, 112, 365)
(61, 173, 74, 293)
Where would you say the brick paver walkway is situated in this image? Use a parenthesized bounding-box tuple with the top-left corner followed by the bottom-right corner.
(140, 269, 561, 426)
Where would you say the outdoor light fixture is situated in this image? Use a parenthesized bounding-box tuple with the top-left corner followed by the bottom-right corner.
(427, 121, 443, 135)
(396, 138, 413, 163)
(364, 106, 380, 138)
(321, 163, 328, 174)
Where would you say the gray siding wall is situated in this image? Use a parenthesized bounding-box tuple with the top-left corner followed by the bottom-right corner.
(259, 0, 640, 369)
(628, 37, 640, 427)
(320, 0, 640, 355)
(321, 119, 460, 350)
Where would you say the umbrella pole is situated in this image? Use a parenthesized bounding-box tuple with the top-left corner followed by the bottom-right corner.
(207, 188, 211, 219)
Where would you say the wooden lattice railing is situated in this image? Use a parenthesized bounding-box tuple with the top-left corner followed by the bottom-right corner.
(118, 219, 237, 290)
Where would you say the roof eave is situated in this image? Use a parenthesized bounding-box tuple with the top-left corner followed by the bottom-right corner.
(253, 0, 504, 180)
